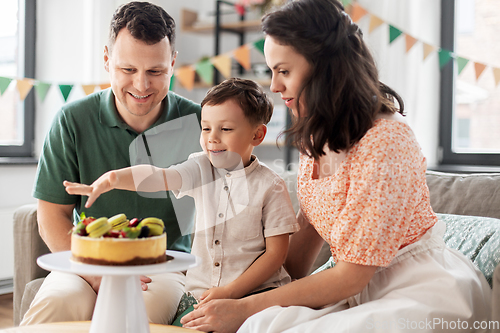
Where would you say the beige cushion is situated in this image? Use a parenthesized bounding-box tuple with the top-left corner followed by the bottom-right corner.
(19, 278, 45, 324)
(13, 204, 50, 326)
(426, 171, 500, 219)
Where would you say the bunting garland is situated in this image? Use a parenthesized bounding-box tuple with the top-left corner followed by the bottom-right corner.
(2, 1, 498, 104)
(34, 82, 51, 102)
(457, 57, 470, 75)
(344, 1, 500, 87)
(494, 68, 500, 86)
(81, 84, 97, 96)
(195, 60, 214, 86)
(16, 79, 34, 101)
(0, 77, 12, 96)
(389, 25, 403, 44)
(405, 35, 418, 52)
(211, 55, 232, 79)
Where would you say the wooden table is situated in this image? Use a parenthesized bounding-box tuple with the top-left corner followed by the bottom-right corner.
(0, 322, 199, 333)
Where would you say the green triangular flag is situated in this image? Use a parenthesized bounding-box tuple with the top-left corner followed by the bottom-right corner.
(340, 0, 352, 7)
(389, 25, 403, 44)
(34, 81, 51, 102)
(457, 56, 469, 75)
(195, 60, 214, 86)
(169, 74, 175, 91)
(0, 77, 13, 95)
(438, 49, 453, 68)
(59, 84, 73, 102)
(253, 39, 265, 55)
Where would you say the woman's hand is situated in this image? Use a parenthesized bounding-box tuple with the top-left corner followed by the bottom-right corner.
(181, 298, 251, 333)
(64, 171, 118, 208)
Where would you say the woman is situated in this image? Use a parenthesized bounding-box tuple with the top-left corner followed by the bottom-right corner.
(181, 1, 491, 332)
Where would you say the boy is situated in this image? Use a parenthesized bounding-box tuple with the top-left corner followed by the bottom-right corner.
(64, 78, 299, 323)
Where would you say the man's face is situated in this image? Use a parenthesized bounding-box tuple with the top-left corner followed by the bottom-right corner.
(104, 28, 176, 128)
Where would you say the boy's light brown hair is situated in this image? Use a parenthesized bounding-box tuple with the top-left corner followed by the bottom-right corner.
(201, 78, 274, 125)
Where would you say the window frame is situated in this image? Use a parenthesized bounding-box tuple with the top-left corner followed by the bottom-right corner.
(439, 0, 500, 166)
(0, 0, 36, 158)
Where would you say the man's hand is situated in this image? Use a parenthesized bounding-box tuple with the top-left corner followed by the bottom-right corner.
(81, 275, 102, 293)
(140, 275, 152, 291)
(64, 171, 118, 208)
(82, 275, 152, 294)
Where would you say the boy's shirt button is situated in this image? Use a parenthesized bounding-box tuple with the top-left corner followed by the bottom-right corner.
(215, 240, 220, 245)
(218, 213, 224, 218)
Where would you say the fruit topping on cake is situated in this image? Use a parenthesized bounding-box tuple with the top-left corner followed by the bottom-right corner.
(72, 213, 165, 239)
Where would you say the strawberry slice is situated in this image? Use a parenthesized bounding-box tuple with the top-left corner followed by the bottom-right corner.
(129, 218, 141, 227)
(82, 217, 96, 226)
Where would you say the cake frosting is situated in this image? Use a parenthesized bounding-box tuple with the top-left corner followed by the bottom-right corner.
(71, 233, 167, 265)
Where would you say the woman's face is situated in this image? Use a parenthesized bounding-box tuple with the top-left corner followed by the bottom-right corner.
(264, 36, 312, 117)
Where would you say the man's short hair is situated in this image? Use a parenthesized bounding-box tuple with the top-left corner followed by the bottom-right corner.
(108, 1, 175, 53)
(201, 78, 274, 125)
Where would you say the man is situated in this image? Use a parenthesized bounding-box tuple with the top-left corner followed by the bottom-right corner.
(21, 2, 201, 325)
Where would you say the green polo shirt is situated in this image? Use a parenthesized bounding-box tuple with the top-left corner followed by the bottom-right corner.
(33, 88, 201, 252)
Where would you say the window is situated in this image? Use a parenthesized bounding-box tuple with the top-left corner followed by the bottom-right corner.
(0, 0, 36, 158)
(440, 0, 500, 166)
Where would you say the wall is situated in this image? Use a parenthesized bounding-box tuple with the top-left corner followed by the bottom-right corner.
(358, 0, 441, 167)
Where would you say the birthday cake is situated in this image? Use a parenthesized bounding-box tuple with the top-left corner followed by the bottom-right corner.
(71, 214, 168, 266)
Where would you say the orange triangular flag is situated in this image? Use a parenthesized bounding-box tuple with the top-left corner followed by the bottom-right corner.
(423, 43, 436, 60)
(474, 62, 487, 81)
(405, 34, 418, 53)
(350, 3, 367, 23)
(16, 78, 34, 101)
(493, 67, 500, 87)
(369, 15, 385, 33)
(99, 83, 111, 90)
(82, 85, 97, 96)
(176, 66, 196, 91)
(233, 45, 251, 71)
(211, 54, 232, 79)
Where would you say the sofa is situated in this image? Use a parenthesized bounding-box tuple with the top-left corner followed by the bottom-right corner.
(12, 170, 500, 326)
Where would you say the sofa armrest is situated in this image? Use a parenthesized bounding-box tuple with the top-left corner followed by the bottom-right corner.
(13, 203, 50, 325)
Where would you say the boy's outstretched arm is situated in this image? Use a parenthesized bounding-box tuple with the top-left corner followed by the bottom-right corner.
(198, 233, 289, 305)
(63, 165, 181, 208)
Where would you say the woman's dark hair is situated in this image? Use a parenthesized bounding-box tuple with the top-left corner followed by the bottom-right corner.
(202, 78, 274, 126)
(109, 1, 176, 54)
(262, 0, 404, 159)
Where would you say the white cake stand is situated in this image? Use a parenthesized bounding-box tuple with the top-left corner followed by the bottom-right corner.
(37, 250, 198, 333)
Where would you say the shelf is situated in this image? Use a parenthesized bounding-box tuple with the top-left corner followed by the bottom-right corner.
(181, 8, 262, 34)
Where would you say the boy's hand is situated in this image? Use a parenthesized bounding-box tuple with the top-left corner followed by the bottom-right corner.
(63, 171, 118, 208)
(198, 286, 232, 306)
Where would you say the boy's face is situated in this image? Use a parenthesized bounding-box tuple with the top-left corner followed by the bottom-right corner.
(200, 99, 265, 169)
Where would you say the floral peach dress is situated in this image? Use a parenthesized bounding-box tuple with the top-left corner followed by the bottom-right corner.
(239, 119, 491, 333)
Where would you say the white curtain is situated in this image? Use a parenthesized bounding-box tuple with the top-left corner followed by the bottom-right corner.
(356, 0, 442, 167)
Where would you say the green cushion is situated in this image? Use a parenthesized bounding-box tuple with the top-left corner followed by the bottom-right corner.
(439, 213, 500, 287)
(312, 213, 500, 287)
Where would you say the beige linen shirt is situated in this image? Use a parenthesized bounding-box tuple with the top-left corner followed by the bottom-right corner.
(172, 152, 299, 301)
